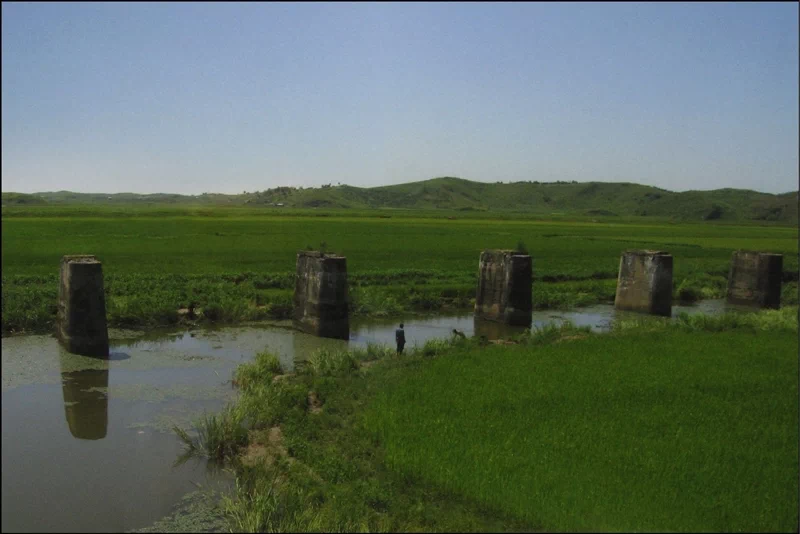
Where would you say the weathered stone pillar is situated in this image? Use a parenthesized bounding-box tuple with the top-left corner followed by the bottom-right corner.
(726, 251, 783, 309)
(57, 255, 109, 357)
(474, 250, 532, 326)
(60, 355, 109, 440)
(614, 250, 673, 317)
(293, 251, 349, 340)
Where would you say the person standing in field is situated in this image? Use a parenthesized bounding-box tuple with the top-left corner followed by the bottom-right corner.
(395, 323, 406, 354)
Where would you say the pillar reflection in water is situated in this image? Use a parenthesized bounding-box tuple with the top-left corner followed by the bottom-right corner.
(473, 316, 531, 341)
(292, 330, 347, 372)
(60, 353, 109, 440)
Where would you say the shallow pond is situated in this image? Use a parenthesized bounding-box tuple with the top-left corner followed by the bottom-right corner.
(1, 300, 729, 532)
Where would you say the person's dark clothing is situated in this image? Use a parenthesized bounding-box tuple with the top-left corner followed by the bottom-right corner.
(395, 327, 406, 354)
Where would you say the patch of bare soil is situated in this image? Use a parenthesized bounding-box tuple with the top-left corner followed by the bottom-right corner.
(272, 373, 295, 384)
(307, 391, 323, 414)
(241, 426, 290, 467)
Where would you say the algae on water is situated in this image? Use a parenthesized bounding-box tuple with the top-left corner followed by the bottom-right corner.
(130, 489, 231, 533)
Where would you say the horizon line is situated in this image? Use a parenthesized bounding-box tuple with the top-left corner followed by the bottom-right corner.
(2, 176, 798, 197)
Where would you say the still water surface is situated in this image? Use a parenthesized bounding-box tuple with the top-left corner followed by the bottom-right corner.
(1, 300, 727, 532)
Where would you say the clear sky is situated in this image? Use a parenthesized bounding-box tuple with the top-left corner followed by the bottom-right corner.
(2, 2, 798, 195)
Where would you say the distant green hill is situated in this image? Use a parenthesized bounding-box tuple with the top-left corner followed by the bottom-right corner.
(252, 177, 799, 222)
(1, 192, 48, 205)
(6, 177, 797, 223)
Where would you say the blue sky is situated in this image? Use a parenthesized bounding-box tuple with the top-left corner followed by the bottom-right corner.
(2, 2, 797, 194)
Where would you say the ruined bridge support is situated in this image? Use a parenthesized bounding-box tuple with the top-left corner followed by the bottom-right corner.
(614, 250, 673, 317)
(727, 251, 782, 309)
(57, 255, 109, 357)
(293, 251, 349, 340)
(474, 250, 532, 326)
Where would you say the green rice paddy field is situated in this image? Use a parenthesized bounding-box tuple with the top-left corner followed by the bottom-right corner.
(3, 205, 799, 532)
(367, 328, 799, 532)
(192, 312, 799, 533)
(2, 206, 797, 334)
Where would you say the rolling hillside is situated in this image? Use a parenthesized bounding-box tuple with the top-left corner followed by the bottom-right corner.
(3, 177, 797, 223)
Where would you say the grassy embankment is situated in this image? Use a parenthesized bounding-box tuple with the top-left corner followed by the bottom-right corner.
(172, 307, 798, 532)
(2, 206, 797, 335)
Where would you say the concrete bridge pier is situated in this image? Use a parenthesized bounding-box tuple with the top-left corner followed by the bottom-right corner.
(57, 255, 109, 357)
(474, 249, 532, 326)
(614, 250, 673, 317)
(293, 251, 349, 340)
(726, 250, 783, 309)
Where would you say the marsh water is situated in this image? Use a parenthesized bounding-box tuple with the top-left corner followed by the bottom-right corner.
(1, 300, 728, 532)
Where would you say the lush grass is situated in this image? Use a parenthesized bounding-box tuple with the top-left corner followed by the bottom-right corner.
(3, 210, 796, 278)
(366, 324, 798, 532)
(2, 207, 796, 334)
(612, 305, 800, 334)
(302, 347, 361, 377)
(209, 339, 544, 533)
(234, 350, 284, 389)
(176, 309, 798, 532)
(174, 404, 248, 463)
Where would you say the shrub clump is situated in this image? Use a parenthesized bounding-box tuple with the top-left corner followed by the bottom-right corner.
(174, 404, 248, 463)
(235, 350, 284, 390)
(302, 348, 359, 377)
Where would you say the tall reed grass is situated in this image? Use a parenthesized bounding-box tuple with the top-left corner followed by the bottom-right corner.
(173, 404, 248, 463)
